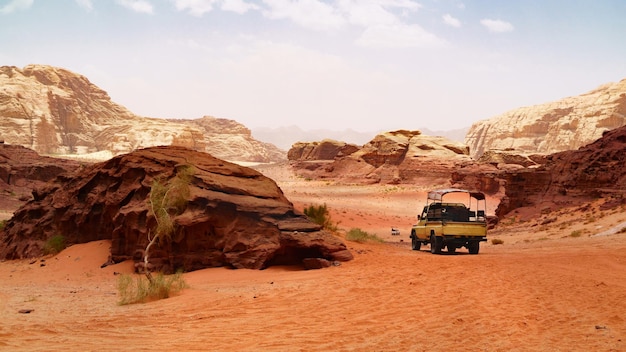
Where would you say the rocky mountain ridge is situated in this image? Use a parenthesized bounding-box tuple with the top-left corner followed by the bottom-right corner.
(0, 65, 284, 162)
(466, 78, 626, 158)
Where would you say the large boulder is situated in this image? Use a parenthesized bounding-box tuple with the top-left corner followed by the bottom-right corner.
(0, 146, 352, 271)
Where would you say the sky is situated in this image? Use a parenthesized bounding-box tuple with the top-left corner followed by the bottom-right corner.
(1, 0, 626, 133)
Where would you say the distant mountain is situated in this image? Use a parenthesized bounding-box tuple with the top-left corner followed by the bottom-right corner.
(0, 64, 284, 162)
(252, 125, 468, 150)
(466, 78, 626, 158)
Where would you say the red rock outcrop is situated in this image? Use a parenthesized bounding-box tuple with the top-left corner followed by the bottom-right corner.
(466, 78, 626, 158)
(0, 146, 352, 271)
(0, 65, 285, 162)
(489, 126, 626, 218)
(287, 139, 359, 161)
(0, 143, 81, 211)
(290, 130, 471, 185)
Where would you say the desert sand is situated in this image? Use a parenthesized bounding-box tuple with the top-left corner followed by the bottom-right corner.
(1, 163, 626, 351)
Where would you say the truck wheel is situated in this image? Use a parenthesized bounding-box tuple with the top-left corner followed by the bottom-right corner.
(430, 235, 442, 254)
(411, 236, 421, 251)
(447, 245, 456, 254)
(468, 241, 480, 254)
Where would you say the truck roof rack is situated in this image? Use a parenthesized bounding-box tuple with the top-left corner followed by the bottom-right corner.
(427, 188, 486, 201)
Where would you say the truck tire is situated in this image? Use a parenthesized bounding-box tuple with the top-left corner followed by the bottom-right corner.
(447, 244, 456, 254)
(430, 235, 442, 254)
(468, 241, 480, 254)
(411, 235, 421, 251)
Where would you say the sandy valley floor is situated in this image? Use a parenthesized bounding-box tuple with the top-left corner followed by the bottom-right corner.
(1, 163, 626, 351)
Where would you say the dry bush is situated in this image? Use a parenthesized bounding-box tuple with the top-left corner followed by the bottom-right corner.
(345, 228, 384, 243)
(117, 271, 187, 305)
(43, 234, 66, 255)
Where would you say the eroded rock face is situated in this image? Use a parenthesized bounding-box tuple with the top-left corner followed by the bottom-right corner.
(287, 139, 359, 161)
(0, 143, 81, 210)
(291, 130, 471, 185)
(492, 126, 626, 217)
(0, 65, 285, 162)
(0, 146, 352, 270)
(466, 78, 626, 158)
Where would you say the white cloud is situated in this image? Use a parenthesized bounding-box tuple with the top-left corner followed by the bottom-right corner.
(356, 23, 447, 49)
(338, 0, 421, 27)
(74, 0, 93, 11)
(262, 0, 346, 31)
(480, 18, 514, 33)
(116, 0, 154, 14)
(442, 14, 460, 28)
(172, 0, 217, 16)
(0, 0, 33, 14)
(221, 0, 259, 14)
(338, 1, 399, 27)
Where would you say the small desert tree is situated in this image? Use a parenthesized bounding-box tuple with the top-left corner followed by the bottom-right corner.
(143, 165, 194, 282)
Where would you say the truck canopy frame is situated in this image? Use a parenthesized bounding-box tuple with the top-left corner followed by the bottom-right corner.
(425, 188, 487, 222)
(427, 188, 486, 202)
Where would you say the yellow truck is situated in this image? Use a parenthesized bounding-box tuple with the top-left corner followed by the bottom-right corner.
(410, 189, 487, 254)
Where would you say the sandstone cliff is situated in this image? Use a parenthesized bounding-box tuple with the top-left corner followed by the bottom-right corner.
(289, 130, 471, 185)
(0, 65, 285, 162)
(287, 139, 360, 161)
(466, 79, 626, 158)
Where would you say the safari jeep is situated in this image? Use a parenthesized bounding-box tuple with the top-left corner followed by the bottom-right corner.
(410, 189, 487, 254)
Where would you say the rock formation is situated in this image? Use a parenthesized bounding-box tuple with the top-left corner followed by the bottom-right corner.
(502, 126, 626, 215)
(0, 143, 81, 211)
(290, 130, 471, 185)
(0, 146, 352, 271)
(0, 65, 285, 162)
(466, 78, 626, 158)
(287, 139, 359, 161)
(459, 126, 626, 218)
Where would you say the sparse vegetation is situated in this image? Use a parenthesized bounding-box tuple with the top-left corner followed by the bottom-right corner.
(303, 203, 339, 231)
(618, 227, 626, 234)
(491, 238, 504, 245)
(117, 271, 187, 305)
(0, 219, 6, 231)
(569, 230, 583, 238)
(143, 165, 194, 283)
(345, 228, 384, 243)
(43, 234, 66, 255)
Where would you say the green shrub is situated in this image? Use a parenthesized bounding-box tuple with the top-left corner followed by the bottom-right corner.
(117, 271, 188, 305)
(0, 220, 6, 231)
(43, 234, 66, 255)
(345, 228, 384, 243)
(303, 203, 338, 231)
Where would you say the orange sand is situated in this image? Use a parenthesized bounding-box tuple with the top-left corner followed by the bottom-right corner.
(1, 164, 625, 351)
